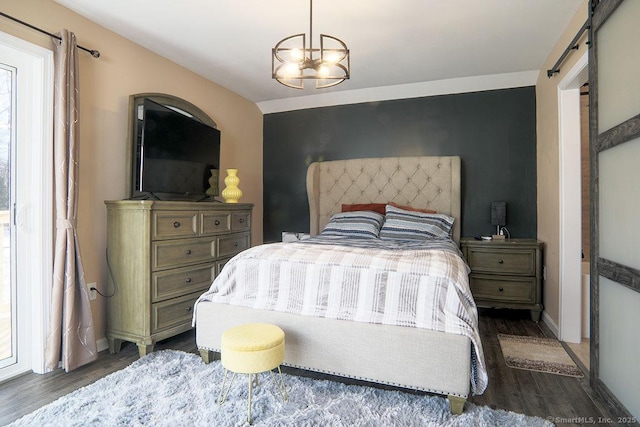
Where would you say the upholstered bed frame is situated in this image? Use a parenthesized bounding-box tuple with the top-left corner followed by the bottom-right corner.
(307, 156, 461, 242)
(196, 156, 472, 414)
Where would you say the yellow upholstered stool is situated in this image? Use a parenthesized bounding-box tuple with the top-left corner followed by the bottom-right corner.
(217, 323, 288, 424)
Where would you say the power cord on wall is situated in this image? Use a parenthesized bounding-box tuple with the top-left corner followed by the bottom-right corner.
(90, 249, 117, 298)
(90, 285, 114, 298)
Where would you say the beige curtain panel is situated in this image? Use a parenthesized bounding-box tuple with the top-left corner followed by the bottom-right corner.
(45, 29, 97, 372)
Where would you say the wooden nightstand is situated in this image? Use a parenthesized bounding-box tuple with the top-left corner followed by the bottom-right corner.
(460, 238, 544, 322)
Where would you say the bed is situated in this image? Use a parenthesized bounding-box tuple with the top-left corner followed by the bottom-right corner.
(194, 156, 487, 414)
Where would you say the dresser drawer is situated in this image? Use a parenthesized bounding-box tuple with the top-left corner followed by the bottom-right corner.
(218, 233, 250, 258)
(470, 274, 536, 304)
(151, 263, 216, 302)
(466, 248, 536, 275)
(152, 211, 198, 240)
(231, 212, 251, 231)
(200, 212, 231, 235)
(152, 237, 216, 270)
(151, 292, 200, 333)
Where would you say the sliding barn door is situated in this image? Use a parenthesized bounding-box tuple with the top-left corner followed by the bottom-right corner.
(590, 0, 640, 419)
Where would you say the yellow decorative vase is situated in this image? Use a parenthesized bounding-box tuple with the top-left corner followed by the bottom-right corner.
(221, 169, 243, 203)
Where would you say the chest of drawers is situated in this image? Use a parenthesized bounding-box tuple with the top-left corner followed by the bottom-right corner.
(105, 200, 253, 357)
(460, 238, 544, 322)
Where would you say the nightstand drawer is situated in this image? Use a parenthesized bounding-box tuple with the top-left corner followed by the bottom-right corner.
(466, 248, 536, 275)
(470, 274, 536, 303)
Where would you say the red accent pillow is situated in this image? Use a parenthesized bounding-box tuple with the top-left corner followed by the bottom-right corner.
(341, 203, 387, 215)
(388, 201, 437, 214)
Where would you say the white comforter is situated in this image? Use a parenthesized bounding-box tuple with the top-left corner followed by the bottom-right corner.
(194, 236, 488, 394)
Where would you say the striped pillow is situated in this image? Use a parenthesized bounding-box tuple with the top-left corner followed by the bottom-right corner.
(380, 204, 454, 240)
(320, 211, 385, 239)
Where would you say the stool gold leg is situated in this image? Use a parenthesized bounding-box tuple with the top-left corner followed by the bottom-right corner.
(278, 366, 289, 401)
(218, 370, 237, 405)
(247, 373, 253, 425)
(270, 366, 289, 402)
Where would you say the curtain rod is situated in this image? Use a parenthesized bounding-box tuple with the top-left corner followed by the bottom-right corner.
(0, 11, 100, 58)
(547, 20, 589, 78)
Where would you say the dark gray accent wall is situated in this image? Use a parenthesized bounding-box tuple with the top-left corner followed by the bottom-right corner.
(263, 87, 537, 242)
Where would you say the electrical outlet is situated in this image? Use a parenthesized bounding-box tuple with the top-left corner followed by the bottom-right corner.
(87, 282, 97, 300)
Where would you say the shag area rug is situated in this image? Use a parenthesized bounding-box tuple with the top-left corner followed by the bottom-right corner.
(498, 333, 584, 378)
(9, 350, 553, 427)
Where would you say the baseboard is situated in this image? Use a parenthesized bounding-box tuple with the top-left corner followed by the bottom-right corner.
(542, 312, 559, 338)
(96, 337, 109, 353)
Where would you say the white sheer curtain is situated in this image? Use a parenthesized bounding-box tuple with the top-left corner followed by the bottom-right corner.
(44, 29, 97, 372)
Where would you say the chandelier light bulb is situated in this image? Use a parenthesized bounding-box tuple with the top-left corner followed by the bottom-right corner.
(317, 65, 330, 77)
(291, 48, 304, 61)
(279, 62, 300, 78)
(323, 51, 341, 64)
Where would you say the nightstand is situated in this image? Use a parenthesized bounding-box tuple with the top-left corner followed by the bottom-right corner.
(460, 238, 544, 322)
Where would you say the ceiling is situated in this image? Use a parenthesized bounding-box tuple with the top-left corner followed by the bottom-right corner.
(54, 0, 583, 110)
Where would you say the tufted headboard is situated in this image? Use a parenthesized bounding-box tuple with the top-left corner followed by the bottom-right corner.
(307, 156, 461, 242)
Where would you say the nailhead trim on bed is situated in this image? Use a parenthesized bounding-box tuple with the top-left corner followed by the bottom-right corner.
(196, 346, 467, 398)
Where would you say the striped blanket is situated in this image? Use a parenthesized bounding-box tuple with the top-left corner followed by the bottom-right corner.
(194, 236, 488, 394)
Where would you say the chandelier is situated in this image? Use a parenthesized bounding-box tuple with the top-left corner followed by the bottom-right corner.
(272, 0, 350, 89)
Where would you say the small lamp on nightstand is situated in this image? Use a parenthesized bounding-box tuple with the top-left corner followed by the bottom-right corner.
(491, 201, 507, 240)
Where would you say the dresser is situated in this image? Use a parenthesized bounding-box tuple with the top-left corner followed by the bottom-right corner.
(104, 200, 253, 357)
(460, 238, 544, 322)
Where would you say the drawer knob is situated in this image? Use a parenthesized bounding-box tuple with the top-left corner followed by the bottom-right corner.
(498, 259, 504, 264)
(499, 287, 504, 292)
(185, 278, 192, 283)
(173, 221, 181, 228)
(239, 218, 245, 224)
(185, 249, 192, 255)
(214, 219, 221, 226)
(186, 306, 192, 312)
(234, 242, 239, 247)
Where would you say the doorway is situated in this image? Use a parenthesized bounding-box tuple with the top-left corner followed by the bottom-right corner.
(558, 50, 589, 362)
(0, 64, 16, 371)
(0, 30, 53, 381)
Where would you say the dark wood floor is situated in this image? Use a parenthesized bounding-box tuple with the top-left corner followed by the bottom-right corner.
(0, 309, 615, 426)
(470, 309, 615, 427)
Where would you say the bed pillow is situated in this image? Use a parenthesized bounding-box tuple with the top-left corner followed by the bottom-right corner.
(341, 203, 387, 215)
(380, 204, 454, 240)
(320, 211, 385, 239)
(388, 201, 437, 214)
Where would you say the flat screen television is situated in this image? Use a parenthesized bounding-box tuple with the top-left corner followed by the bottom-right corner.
(131, 98, 221, 200)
